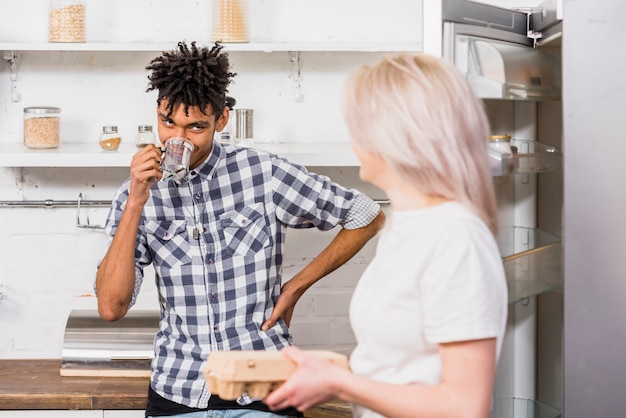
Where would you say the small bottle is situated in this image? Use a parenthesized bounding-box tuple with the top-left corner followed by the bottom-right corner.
(136, 125, 156, 148)
(99, 126, 121, 151)
(23, 106, 61, 149)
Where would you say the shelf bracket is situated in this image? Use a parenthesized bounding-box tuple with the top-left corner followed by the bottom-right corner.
(3, 50, 20, 102)
(13, 167, 24, 201)
(289, 51, 303, 102)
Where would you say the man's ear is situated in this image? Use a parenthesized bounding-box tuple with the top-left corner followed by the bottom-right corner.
(215, 108, 229, 132)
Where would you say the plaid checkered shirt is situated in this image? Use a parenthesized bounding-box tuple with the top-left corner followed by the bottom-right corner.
(101, 141, 380, 408)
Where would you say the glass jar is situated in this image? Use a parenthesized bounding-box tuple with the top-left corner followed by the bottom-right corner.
(49, 0, 86, 43)
(212, 0, 249, 43)
(488, 134, 513, 154)
(99, 126, 122, 151)
(23, 106, 61, 149)
(136, 125, 156, 148)
(488, 134, 518, 173)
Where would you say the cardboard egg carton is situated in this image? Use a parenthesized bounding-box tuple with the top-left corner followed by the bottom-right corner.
(203, 349, 350, 400)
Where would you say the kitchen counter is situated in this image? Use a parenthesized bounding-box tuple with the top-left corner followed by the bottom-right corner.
(0, 360, 351, 417)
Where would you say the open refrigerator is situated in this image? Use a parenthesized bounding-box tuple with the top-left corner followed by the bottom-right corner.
(437, 0, 564, 416)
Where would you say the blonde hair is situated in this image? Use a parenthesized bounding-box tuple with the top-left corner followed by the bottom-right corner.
(342, 53, 498, 235)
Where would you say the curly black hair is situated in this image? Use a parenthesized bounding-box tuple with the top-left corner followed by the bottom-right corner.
(146, 41, 236, 120)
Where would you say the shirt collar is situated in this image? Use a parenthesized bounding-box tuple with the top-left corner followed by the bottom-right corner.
(188, 140, 224, 182)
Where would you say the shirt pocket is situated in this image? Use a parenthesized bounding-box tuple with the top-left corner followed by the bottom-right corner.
(219, 203, 271, 257)
(144, 219, 192, 268)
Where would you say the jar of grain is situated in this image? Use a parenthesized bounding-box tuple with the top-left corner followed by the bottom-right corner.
(49, 0, 85, 43)
(23, 106, 61, 149)
(99, 126, 122, 151)
(212, 0, 249, 43)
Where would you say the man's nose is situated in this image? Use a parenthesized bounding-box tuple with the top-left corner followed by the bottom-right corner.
(171, 127, 187, 138)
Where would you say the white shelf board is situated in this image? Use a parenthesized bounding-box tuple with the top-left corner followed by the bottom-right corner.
(246, 142, 359, 166)
(0, 42, 422, 53)
(0, 142, 360, 168)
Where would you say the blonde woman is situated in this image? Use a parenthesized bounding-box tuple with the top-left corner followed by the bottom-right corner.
(264, 53, 508, 418)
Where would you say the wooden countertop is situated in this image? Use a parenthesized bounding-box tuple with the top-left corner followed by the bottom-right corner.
(0, 360, 351, 417)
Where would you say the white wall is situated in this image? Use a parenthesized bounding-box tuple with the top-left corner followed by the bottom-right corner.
(0, 0, 406, 359)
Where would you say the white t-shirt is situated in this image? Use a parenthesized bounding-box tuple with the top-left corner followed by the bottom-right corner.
(349, 202, 508, 418)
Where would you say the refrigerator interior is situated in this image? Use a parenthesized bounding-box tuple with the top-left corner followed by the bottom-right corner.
(440, 1, 564, 412)
(484, 40, 563, 412)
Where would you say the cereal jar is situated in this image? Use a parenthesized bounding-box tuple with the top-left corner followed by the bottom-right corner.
(49, 0, 86, 43)
(23, 106, 61, 149)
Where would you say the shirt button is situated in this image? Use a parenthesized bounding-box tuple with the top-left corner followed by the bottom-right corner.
(213, 326, 218, 331)
(210, 293, 216, 300)
(195, 193, 202, 200)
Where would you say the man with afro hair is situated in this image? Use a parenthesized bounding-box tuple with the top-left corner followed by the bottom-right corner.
(95, 41, 385, 417)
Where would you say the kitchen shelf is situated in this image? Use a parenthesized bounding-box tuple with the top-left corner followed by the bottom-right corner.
(0, 42, 422, 53)
(498, 226, 562, 304)
(0, 142, 359, 168)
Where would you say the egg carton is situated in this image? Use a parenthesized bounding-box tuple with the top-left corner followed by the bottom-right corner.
(203, 349, 350, 400)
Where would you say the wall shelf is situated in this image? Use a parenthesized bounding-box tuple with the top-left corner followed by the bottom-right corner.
(0, 142, 359, 168)
(0, 42, 422, 53)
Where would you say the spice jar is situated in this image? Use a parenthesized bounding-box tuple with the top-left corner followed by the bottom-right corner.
(49, 0, 85, 43)
(99, 126, 122, 151)
(136, 125, 156, 148)
(212, 0, 250, 43)
(23, 106, 61, 149)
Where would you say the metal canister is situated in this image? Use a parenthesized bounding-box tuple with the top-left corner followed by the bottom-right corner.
(235, 109, 253, 141)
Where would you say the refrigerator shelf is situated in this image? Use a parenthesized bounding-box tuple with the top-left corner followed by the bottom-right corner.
(489, 140, 562, 177)
(492, 397, 561, 418)
(497, 227, 562, 304)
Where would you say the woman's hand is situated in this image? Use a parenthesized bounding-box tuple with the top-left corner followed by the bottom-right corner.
(263, 346, 349, 412)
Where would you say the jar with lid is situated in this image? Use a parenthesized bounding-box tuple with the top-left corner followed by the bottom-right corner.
(487, 134, 513, 155)
(23, 106, 61, 149)
(99, 126, 122, 151)
(488, 134, 518, 173)
(212, 0, 249, 43)
(136, 125, 157, 148)
(49, 0, 86, 43)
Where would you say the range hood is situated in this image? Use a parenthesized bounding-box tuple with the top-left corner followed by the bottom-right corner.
(61, 309, 158, 377)
(443, 0, 562, 101)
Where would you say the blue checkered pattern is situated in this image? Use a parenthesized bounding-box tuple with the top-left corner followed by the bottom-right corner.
(102, 142, 380, 408)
